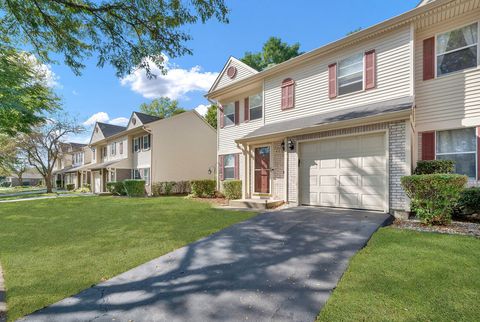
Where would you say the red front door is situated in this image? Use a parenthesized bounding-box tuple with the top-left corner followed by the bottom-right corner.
(254, 147, 270, 193)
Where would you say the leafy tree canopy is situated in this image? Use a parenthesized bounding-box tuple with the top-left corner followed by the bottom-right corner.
(241, 37, 302, 71)
(204, 104, 217, 129)
(139, 97, 186, 119)
(0, 46, 60, 136)
(0, 0, 229, 77)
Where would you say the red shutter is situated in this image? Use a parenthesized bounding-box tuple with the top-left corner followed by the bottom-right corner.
(281, 86, 288, 109)
(244, 97, 250, 122)
(219, 155, 224, 181)
(287, 83, 294, 108)
(234, 101, 240, 125)
(328, 63, 337, 99)
(365, 50, 376, 90)
(234, 154, 239, 180)
(421, 131, 436, 160)
(477, 127, 480, 180)
(219, 105, 224, 129)
(423, 37, 435, 81)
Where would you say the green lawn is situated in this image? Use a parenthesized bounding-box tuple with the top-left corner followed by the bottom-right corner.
(0, 186, 45, 195)
(317, 228, 480, 322)
(0, 193, 53, 201)
(0, 196, 256, 321)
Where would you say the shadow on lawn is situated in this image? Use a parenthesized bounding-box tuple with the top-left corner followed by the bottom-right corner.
(20, 207, 390, 322)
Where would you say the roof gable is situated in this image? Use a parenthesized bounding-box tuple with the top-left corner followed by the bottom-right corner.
(89, 122, 126, 144)
(126, 112, 160, 130)
(208, 57, 258, 93)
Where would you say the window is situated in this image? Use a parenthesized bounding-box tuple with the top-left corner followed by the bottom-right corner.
(437, 23, 478, 76)
(119, 142, 124, 155)
(110, 143, 116, 156)
(134, 137, 141, 152)
(281, 78, 295, 110)
(338, 53, 364, 95)
(132, 168, 150, 185)
(132, 169, 141, 179)
(249, 94, 263, 120)
(143, 135, 150, 150)
(102, 146, 107, 158)
(223, 154, 235, 180)
(436, 128, 477, 178)
(74, 152, 83, 165)
(109, 170, 116, 182)
(92, 148, 96, 161)
(223, 103, 235, 127)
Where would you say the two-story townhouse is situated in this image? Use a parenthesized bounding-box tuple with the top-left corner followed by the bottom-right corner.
(54, 143, 93, 189)
(87, 110, 216, 194)
(207, 0, 480, 216)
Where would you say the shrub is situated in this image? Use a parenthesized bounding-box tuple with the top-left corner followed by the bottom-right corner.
(401, 174, 467, 225)
(75, 184, 91, 193)
(191, 179, 216, 198)
(174, 181, 191, 194)
(123, 179, 146, 197)
(106, 181, 127, 196)
(457, 187, 480, 215)
(223, 180, 242, 200)
(152, 181, 190, 196)
(414, 160, 455, 175)
(66, 183, 75, 191)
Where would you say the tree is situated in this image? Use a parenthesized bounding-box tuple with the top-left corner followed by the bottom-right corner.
(204, 104, 217, 129)
(140, 97, 186, 119)
(0, 0, 229, 77)
(18, 113, 83, 193)
(0, 46, 60, 136)
(0, 134, 30, 185)
(241, 37, 302, 71)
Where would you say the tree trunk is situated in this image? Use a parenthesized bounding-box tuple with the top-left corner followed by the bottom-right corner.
(45, 174, 53, 193)
(18, 175, 23, 186)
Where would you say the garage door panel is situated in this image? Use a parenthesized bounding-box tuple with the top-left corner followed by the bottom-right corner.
(300, 133, 387, 211)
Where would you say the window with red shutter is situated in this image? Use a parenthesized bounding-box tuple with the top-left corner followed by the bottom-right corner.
(234, 101, 240, 125)
(421, 132, 435, 160)
(281, 78, 295, 110)
(328, 63, 337, 99)
(219, 155, 224, 181)
(244, 97, 249, 122)
(365, 50, 376, 90)
(423, 37, 435, 81)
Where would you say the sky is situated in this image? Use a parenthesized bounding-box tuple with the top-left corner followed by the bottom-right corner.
(45, 0, 420, 143)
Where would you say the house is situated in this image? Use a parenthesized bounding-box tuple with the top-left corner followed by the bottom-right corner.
(4, 168, 44, 187)
(206, 0, 480, 216)
(85, 110, 216, 194)
(54, 142, 93, 189)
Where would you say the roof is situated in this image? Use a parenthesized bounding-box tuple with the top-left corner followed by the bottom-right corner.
(207, 0, 453, 98)
(238, 96, 413, 142)
(97, 123, 127, 138)
(134, 112, 161, 124)
(70, 143, 87, 149)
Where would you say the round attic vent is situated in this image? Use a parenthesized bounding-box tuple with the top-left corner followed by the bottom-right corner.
(95, 127, 98, 133)
(132, 118, 136, 125)
(227, 66, 237, 79)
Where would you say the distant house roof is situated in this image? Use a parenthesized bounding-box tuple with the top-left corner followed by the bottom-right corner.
(97, 123, 127, 138)
(238, 96, 413, 142)
(134, 112, 160, 124)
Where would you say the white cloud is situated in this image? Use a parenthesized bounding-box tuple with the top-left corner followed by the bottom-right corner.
(109, 117, 129, 126)
(83, 112, 110, 126)
(120, 56, 218, 100)
(194, 104, 210, 116)
(25, 54, 61, 88)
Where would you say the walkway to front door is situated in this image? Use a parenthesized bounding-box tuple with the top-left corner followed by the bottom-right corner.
(19, 207, 390, 322)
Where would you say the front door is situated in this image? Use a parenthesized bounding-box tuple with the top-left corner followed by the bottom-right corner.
(94, 172, 101, 193)
(254, 146, 270, 194)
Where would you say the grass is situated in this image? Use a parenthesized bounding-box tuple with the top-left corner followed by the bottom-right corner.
(0, 193, 53, 201)
(0, 186, 45, 195)
(0, 196, 256, 321)
(317, 228, 480, 322)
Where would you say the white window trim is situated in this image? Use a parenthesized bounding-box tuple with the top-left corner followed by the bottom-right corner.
(142, 135, 150, 151)
(223, 154, 235, 180)
(134, 137, 141, 153)
(336, 52, 365, 97)
(110, 142, 116, 156)
(434, 127, 478, 179)
(249, 93, 263, 120)
(223, 103, 236, 128)
(434, 21, 480, 78)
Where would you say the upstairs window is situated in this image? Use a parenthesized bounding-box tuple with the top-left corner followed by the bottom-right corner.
(223, 103, 235, 127)
(143, 135, 150, 150)
(110, 143, 116, 156)
(133, 137, 141, 152)
(102, 146, 107, 158)
(119, 142, 124, 155)
(92, 148, 96, 161)
(249, 94, 263, 120)
(338, 53, 364, 95)
(281, 78, 295, 110)
(437, 23, 478, 76)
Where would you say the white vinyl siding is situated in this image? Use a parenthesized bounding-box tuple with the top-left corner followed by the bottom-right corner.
(264, 25, 412, 124)
(415, 8, 480, 132)
(214, 60, 257, 91)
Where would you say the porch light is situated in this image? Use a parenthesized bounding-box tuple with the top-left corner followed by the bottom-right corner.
(281, 140, 295, 152)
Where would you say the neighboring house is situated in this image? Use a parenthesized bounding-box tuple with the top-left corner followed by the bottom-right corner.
(54, 142, 93, 189)
(4, 169, 44, 187)
(207, 0, 480, 216)
(85, 111, 216, 194)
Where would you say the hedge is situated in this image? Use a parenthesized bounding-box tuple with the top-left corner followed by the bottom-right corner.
(106, 181, 126, 196)
(123, 179, 146, 197)
(152, 181, 191, 196)
(457, 187, 480, 215)
(191, 179, 216, 198)
(414, 160, 455, 175)
(223, 180, 242, 200)
(66, 183, 75, 191)
(401, 174, 467, 225)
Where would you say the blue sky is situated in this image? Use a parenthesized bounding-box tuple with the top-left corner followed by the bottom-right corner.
(47, 0, 419, 142)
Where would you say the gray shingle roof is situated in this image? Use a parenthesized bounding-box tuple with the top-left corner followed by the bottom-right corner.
(239, 96, 413, 141)
(97, 123, 127, 138)
(134, 112, 161, 124)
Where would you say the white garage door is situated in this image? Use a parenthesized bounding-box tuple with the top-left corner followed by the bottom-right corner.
(299, 132, 387, 211)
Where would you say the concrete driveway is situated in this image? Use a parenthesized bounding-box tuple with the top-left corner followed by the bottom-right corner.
(20, 207, 390, 322)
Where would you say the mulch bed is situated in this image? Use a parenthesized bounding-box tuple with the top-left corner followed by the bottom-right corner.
(393, 219, 480, 238)
(191, 197, 229, 206)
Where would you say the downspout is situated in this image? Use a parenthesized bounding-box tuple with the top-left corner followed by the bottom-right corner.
(207, 98, 221, 192)
(143, 125, 153, 191)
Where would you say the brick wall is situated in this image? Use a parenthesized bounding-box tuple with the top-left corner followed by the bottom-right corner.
(272, 142, 285, 200)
